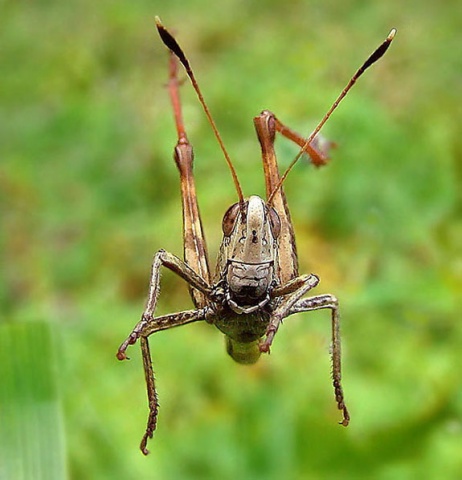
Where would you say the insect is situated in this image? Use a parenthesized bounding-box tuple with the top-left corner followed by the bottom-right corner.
(117, 17, 396, 455)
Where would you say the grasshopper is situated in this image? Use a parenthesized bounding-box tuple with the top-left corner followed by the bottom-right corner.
(117, 17, 396, 455)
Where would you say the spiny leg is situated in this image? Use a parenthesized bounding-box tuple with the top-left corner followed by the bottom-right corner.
(139, 336, 157, 455)
(117, 250, 210, 360)
(289, 293, 349, 426)
(117, 303, 209, 361)
(116, 250, 211, 454)
(133, 308, 208, 455)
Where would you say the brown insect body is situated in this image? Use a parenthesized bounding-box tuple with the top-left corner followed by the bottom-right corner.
(214, 195, 280, 364)
(117, 18, 396, 454)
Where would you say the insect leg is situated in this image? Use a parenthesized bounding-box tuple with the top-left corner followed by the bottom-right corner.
(254, 111, 299, 283)
(117, 251, 211, 453)
(260, 273, 320, 353)
(270, 114, 335, 167)
(117, 249, 211, 360)
(168, 53, 211, 308)
(130, 307, 208, 455)
(289, 294, 350, 426)
(139, 336, 157, 455)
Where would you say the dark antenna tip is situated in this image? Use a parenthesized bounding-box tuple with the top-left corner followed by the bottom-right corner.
(268, 28, 397, 205)
(155, 17, 245, 204)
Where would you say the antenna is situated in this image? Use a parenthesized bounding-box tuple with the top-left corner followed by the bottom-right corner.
(268, 28, 397, 205)
(155, 17, 245, 205)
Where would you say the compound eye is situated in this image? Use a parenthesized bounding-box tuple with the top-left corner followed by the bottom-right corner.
(222, 203, 241, 236)
(268, 207, 281, 239)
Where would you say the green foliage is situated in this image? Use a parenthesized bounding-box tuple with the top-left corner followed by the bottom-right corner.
(1, 0, 461, 479)
(0, 323, 67, 480)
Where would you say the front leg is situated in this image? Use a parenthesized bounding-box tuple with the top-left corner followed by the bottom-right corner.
(259, 273, 320, 352)
(289, 294, 350, 426)
(116, 249, 212, 454)
(117, 249, 212, 360)
(128, 308, 208, 455)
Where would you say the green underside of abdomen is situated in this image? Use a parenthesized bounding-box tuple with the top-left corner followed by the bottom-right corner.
(226, 337, 262, 364)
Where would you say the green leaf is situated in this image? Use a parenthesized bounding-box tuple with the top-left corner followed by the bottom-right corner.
(0, 322, 68, 480)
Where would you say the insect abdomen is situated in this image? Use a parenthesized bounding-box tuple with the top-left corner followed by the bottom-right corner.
(226, 337, 261, 364)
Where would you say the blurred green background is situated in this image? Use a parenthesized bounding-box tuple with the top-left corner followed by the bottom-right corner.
(1, 0, 461, 479)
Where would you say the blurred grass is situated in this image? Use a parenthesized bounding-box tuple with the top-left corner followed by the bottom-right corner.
(1, 0, 461, 479)
(0, 323, 67, 480)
